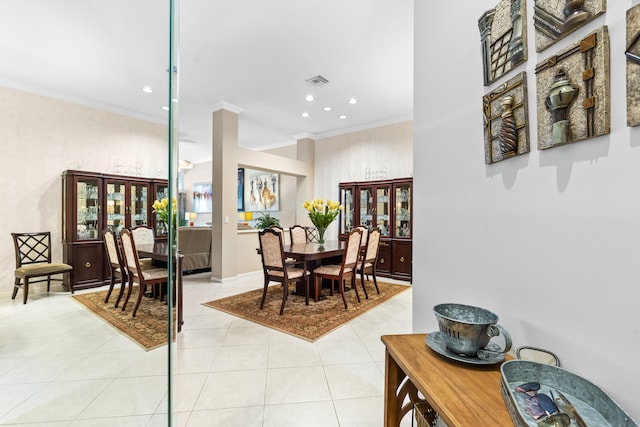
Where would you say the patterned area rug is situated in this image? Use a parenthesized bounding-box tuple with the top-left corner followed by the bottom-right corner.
(72, 289, 175, 351)
(203, 281, 410, 342)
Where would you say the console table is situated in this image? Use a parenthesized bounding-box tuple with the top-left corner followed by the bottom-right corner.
(381, 333, 512, 427)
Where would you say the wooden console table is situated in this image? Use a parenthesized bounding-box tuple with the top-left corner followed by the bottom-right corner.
(381, 333, 512, 427)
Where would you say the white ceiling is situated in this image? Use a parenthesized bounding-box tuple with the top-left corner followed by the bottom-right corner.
(0, 0, 413, 163)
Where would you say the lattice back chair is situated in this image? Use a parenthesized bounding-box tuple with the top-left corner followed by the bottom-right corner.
(356, 227, 381, 299)
(258, 227, 310, 315)
(102, 229, 129, 307)
(11, 232, 73, 304)
(119, 229, 169, 317)
(289, 225, 308, 244)
(313, 228, 363, 308)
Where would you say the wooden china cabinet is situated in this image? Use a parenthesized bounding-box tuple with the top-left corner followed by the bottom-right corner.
(339, 177, 412, 281)
(62, 170, 168, 290)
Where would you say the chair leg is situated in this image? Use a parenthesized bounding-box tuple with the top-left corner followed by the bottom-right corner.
(352, 275, 361, 303)
(360, 270, 370, 300)
(260, 275, 269, 309)
(68, 272, 74, 294)
(132, 284, 146, 317)
(114, 275, 127, 308)
(104, 274, 116, 303)
(47, 276, 51, 293)
(339, 279, 348, 309)
(304, 277, 309, 306)
(280, 282, 288, 315)
(122, 280, 135, 311)
(12, 278, 20, 300)
(23, 278, 29, 304)
(372, 269, 380, 294)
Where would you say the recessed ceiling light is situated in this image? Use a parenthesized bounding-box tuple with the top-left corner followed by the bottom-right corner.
(142, 86, 153, 93)
(302, 112, 310, 118)
(305, 94, 314, 102)
(339, 115, 347, 119)
(348, 98, 357, 104)
(323, 107, 332, 112)
(162, 106, 169, 110)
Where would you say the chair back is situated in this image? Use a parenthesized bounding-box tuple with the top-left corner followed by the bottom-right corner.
(131, 225, 155, 245)
(258, 228, 285, 271)
(103, 229, 124, 269)
(355, 225, 369, 246)
(119, 229, 143, 273)
(363, 228, 381, 263)
(12, 232, 53, 268)
(343, 228, 363, 269)
(289, 225, 307, 244)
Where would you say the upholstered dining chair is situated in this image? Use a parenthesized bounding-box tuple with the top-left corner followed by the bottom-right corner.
(258, 227, 310, 315)
(356, 227, 381, 299)
(119, 228, 169, 317)
(102, 229, 128, 306)
(313, 228, 362, 308)
(289, 225, 308, 244)
(131, 225, 155, 245)
(11, 232, 73, 304)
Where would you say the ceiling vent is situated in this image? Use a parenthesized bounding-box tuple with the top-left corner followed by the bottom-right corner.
(306, 75, 329, 86)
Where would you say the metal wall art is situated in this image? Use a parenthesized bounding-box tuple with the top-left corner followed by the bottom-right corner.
(479, 0, 527, 86)
(533, 0, 606, 52)
(483, 72, 530, 164)
(535, 26, 610, 150)
(627, 4, 640, 127)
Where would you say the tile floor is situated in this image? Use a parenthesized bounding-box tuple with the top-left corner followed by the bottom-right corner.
(0, 272, 414, 426)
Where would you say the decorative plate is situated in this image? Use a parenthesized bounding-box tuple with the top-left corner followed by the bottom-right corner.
(425, 331, 505, 365)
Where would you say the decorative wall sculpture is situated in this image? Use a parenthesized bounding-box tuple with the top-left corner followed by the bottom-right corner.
(535, 26, 610, 150)
(533, 0, 606, 52)
(483, 72, 530, 164)
(627, 4, 640, 127)
(479, 0, 527, 86)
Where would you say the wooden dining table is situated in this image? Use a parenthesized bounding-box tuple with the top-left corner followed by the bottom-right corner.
(136, 242, 184, 332)
(283, 240, 346, 300)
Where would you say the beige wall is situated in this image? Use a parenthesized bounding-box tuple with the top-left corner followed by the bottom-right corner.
(0, 86, 168, 295)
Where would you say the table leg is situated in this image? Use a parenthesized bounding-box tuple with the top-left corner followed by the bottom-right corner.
(384, 349, 403, 427)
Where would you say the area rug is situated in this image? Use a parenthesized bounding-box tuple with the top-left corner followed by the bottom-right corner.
(72, 290, 175, 351)
(203, 281, 410, 342)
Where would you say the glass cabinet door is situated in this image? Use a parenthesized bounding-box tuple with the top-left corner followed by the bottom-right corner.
(130, 183, 149, 228)
(359, 186, 373, 228)
(376, 185, 391, 237)
(105, 181, 126, 235)
(153, 183, 169, 237)
(340, 185, 354, 234)
(395, 183, 411, 238)
(76, 178, 100, 241)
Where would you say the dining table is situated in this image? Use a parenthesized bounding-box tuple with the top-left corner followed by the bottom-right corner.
(283, 240, 346, 300)
(136, 242, 184, 332)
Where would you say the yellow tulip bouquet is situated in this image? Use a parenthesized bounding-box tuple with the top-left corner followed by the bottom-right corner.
(303, 198, 343, 244)
(152, 197, 177, 243)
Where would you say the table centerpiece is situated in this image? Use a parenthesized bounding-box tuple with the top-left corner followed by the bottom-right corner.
(303, 198, 343, 244)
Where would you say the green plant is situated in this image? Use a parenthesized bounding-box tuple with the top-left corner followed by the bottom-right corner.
(254, 212, 280, 229)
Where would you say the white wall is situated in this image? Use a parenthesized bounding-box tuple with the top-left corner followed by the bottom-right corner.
(414, 1, 640, 420)
(0, 86, 168, 295)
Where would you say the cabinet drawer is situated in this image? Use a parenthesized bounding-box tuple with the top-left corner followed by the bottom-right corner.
(392, 240, 412, 278)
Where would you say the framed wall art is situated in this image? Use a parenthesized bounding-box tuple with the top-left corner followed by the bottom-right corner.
(533, 0, 606, 52)
(237, 168, 244, 211)
(244, 169, 279, 212)
(535, 26, 610, 150)
(479, 0, 527, 86)
(483, 72, 530, 164)
(627, 4, 640, 127)
(192, 182, 212, 213)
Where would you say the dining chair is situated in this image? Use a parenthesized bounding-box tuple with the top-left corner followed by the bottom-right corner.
(356, 227, 381, 299)
(258, 227, 310, 315)
(11, 232, 74, 304)
(131, 225, 155, 245)
(313, 228, 362, 308)
(102, 229, 128, 306)
(289, 225, 308, 244)
(119, 228, 169, 317)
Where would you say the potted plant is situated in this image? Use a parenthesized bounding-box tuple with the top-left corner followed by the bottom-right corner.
(254, 212, 280, 229)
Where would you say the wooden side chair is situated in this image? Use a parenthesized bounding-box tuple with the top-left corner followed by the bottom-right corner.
(102, 229, 129, 307)
(289, 225, 308, 244)
(119, 229, 169, 317)
(258, 227, 309, 315)
(356, 227, 381, 299)
(11, 232, 73, 304)
(130, 225, 155, 245)
(313, 228, 362, 308)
